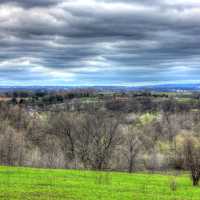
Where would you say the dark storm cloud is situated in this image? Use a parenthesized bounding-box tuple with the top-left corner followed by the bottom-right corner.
(0, 0, 62, 7)
(0, 0, 200, 85)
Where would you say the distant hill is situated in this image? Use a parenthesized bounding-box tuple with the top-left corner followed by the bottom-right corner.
(0, 83, 200, 93)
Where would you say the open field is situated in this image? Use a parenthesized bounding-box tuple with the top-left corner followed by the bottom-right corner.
(0, 166, 200, 200)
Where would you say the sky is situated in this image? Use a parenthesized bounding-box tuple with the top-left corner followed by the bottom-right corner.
(0, 0, 200, 86)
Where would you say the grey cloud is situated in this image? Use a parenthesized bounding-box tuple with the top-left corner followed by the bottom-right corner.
(0, 0, 200, 85)
(0, 0, 62, 7)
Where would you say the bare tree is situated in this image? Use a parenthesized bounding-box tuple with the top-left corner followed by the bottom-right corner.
(0, 122, 24, 166)
(183, 136, 200, 186)
(123, 126, 142, 173)
(76, 112, 121, 170)
(47, 112, 76, 167)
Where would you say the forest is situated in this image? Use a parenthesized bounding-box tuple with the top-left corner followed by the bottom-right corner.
(0, 90, 200, 186)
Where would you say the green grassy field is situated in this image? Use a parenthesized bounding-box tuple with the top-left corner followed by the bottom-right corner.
(0, 166, 199, 200)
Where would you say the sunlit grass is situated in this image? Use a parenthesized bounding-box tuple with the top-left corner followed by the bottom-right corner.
(0, 166, 199, 200)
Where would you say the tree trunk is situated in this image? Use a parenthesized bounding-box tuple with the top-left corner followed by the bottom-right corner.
(128, 157, 134, 173)
(192, 176, 199, 186)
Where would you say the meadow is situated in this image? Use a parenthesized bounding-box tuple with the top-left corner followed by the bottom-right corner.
(0, 166, 199, 200)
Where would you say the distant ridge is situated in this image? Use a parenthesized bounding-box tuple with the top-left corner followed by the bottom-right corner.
(0, 83, 200, 93)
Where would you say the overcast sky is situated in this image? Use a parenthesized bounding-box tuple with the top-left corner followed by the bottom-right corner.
(0, 0, 200, 86)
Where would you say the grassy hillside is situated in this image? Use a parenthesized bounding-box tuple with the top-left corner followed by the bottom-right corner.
(0, 167, 199, 200)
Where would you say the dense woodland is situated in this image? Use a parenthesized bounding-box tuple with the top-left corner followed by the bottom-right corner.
(1, 90, 200, 185)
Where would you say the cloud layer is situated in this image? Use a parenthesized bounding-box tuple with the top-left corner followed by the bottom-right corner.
(0, 0, 200, 86)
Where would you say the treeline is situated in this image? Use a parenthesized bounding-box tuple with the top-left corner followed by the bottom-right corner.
(2, 89, 97, 106)
(3, 90, 200, 114)
(0, 104, 199, 168)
